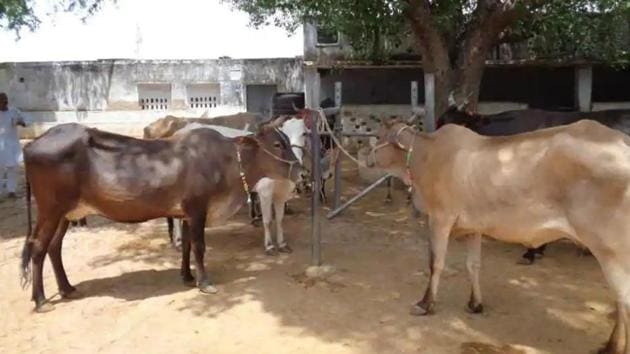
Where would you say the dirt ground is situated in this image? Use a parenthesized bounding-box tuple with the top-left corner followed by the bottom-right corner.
(0, 164, 617, 354)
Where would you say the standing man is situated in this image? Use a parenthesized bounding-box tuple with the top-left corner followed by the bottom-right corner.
(0, 93, 30, 199)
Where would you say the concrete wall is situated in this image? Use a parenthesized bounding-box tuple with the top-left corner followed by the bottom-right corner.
(0, 58, 304, 138)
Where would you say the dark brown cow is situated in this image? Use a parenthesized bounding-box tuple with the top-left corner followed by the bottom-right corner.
(20, 122, 302, 312)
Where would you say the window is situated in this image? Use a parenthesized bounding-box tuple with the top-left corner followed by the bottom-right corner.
(316, 25, 339, 46)
(186, 84, 220, 109)
(138, 83, 171, 111)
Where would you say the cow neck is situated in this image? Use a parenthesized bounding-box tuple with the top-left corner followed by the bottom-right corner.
(397, 127, 432, 187)
(235, 144, 256, 205)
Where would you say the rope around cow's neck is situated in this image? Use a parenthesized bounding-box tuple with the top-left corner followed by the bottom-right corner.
(368, 124, 417, 191)
(235, 145, 253, 205)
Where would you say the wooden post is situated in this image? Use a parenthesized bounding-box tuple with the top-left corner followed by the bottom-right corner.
(423, 73, 436, 132)
(575, 65, 593, 112)
(333, 81, 343, 209)
(305, 65, 322, 266)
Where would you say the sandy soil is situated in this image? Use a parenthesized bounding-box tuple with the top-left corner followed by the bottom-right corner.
(0, 165, 616, 354)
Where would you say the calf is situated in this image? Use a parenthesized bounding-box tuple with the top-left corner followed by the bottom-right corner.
(369, 118, 630, 353)
(21, 122, 302, 312)
(437, 106, 630, 264)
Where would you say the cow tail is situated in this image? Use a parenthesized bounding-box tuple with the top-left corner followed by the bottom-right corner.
(20, 176, 33, 289)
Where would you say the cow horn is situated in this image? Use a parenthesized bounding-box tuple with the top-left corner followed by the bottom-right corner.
(448, 91, 456, 107)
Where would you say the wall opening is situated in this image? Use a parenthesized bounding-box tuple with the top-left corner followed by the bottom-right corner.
(316, 25, 340, 46)
(138, 83, 171, 110)
(186, 83, 221, 109)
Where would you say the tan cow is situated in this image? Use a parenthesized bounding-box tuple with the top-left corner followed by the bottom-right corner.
(368, 117, 630, 354)
(143, 113, 265, 139)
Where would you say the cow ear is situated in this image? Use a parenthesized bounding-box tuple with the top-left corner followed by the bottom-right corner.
(383, 116, 402, 128)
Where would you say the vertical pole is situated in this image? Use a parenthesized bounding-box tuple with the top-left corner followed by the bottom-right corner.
(310, 110, 322, 266)
(575, 65, 593, 112)
(333, 81, 343, 209)
(424, 73, 436, 132)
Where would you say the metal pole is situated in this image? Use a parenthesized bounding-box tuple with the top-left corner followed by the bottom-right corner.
(424, 73, 436, 132)
(333, 81, 343, 209)
(326, 173, 392, 219)
(310, 110, 322, 266)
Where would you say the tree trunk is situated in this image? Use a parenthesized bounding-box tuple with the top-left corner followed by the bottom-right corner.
(405, 0, 522, 119)
(423, 52, 486, 119)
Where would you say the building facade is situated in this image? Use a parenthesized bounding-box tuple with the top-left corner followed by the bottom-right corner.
(0, 58, 303, 138)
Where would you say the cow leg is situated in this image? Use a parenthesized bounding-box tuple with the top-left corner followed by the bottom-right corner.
(172, 219, 183, 250)
(320, 179, 328, 204)
(284, 202, 295, 215)
(519, 248, 537, 265)
(31, 214, 63, 312)
(410, 217, 453, 316)
(384, 176, 393, 204)
(275, 198, 292, 253)
(180, 220, 195, 287)
(250, 192, 262, 227)
(600, 302, 627, 354)
(519, 244, 547, 265)
(47, 219, 79, 299)
(466, 233, 483, 313)
(189, 215, 217, 294)
(167, 217, 174, 244)
(259, 192, 276, 255)
(598, 259, 630, 354)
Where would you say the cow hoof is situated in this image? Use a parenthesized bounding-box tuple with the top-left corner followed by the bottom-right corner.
(467, 302, 484, 314)
(596, 343, 621, 354)
(284, 208, 295, 215)
(182, 276, 196, 287)
(34, 302, 55, 313)
(198, 284, 218, 294)
(265, 248, 278, 256)
(278, 245, 293, 254)
(61, 288, 82, 300)
(384, 197, 393, 205)
(409, 302, 434, 316)
(251, 218, 262, 228)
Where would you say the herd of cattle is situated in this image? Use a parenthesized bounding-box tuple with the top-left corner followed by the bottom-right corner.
(16, 103, 630, 353)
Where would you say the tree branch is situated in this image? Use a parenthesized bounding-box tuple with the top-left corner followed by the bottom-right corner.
(403, 0, 450, 72)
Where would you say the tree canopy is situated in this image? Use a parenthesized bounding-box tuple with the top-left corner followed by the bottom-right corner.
(227, 0, 629, 62)
(0, 0, 107, 35)
(226, 0, 630, 112)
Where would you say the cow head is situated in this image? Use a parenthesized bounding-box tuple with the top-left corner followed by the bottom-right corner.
(366, 117, 416, 184)
(236, 124, 305, 183)
(143, 115, 188, 139)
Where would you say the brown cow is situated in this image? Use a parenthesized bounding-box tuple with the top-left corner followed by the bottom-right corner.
(21, 122, 303, 313)
(368, 117, 630, 353)
(143, 113, 266, 139)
